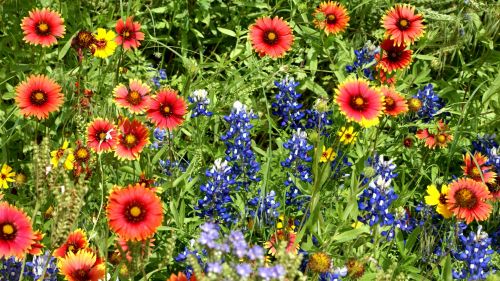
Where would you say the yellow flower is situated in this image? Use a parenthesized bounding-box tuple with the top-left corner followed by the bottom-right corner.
(320, 146, 336, 162)
(424, 184, 452, 218)
(351, 220, 364, 229)
(308, 252, 331, 273)
(92, 28, 117, 58)
(50, 141, 75, 170)
(360, 117, 379, 128)
(337, 126, 358, 144)
(0, 164, 16, 189)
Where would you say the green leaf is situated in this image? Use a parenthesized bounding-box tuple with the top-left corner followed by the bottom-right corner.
(333, 226, 369, 243)
(441, 254, 453, 281)
(58, 36, 73, 61)
(217, 27, 237, 37)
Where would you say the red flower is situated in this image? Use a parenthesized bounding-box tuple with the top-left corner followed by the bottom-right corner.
(58, 249, 105, 281)
(28, 230, 44, 256)
(380, 86, 408, 116)
(106, 184, 163, 241)
(382, 4, 425, 46)
(335, 78, 384, 127)
(462, 152, 496, 184)
(115, 16, 145, 50)
(15, 75, 64, 119)
(416, 119, 453, 149)
(21, 8, 65, 47)
(486, 176, 500, 201)
(114, 79, 151, 113)
(313, 1, 350, 35)
(115, 118, 150, 161)
(87, 118, 117, 153)
(147, 89, 187, 130)
(377, 38, 412, 73)
(264, 230, 299, 256)
(0, 202, 35, 258)
(53, 229, 89, 258)
(446, 178, 492, 224)
(167, 272, 197, 281)
(249, 17, 294, 58)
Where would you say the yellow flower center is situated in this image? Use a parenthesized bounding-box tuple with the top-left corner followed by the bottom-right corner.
(123, 31, 130, 38)
(34, 92, 45, 101)
(2, 224, 14, 235)
(129, 206, 141, 217)
(399, 19, 408, 27)
(408, 98, 422, 112)
(163, 105, 171, 113)
(454, 188, 477, 209)
(125, 134, 137, 145)
(436, 134, 446, 143)
(354, 97, 364, 106)
(99, 132, 107, 140)
(267, 32, 276, 41)
(127, 91, 142, 105)
(76, 148, 88, 159)
(68, 245, 75, 252)
(470, 167, 482, 178)
(38, 23, 49, 32)
(327, 14, 336, 21)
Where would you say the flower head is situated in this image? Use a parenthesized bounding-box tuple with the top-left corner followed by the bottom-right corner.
(106, 184, 163, 241)
(50, 141, 74, 171)
(411, 84, 443, 121)
(416, 119, 453, 149)
(21, 8, 65, 47)
(264, 230, 299, 256)
(380, 86, 408, 116)
(249, 16, 293, 58)
(337, 126, 357, 145)
(115, 118, 150, 160)
(0, 164, 16, 189)
(377, 38, 412, 73)
(72, 30, 95, 50)
(91, 28, 117, 58)
(115, 16, 144, 50)
(462, 152, 496, 184)
(382, 4, 425, 46)
(87, 118, 117, 153)
(320, 146, 336, 162)
(15, 75, 64, 120)
(446, 178, 492, 224)
(57, 249, 105, 281)
(313, 1, 350, 35)
(53, 229, 89, 258)
(188, 89, 212, 117)
(424, 184, 452, 218)
(113, 79, 151, 113)
(167, 272, 197, 281)
(147, 89, 187, 130)
(335, 78, 384, 127)
(308, 252, 332, 273)
(0, 202, 35, 258)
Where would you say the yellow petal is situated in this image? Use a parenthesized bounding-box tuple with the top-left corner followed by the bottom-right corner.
(424, 184, 440, 206)
(436, 204, 453, 219)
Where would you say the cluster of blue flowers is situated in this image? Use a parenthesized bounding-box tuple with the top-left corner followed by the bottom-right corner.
(452, 224, 495, 280)
(345, 42, 379, 80)
(151, 128, 170, 149)
(285, 182, 309, 212)
(272, 77, 304, 128)
(151, 68, 167, 88)
(1, 252, 58, 281)
(304, 107, 333, 135)
(159, 159, 188, 176)
(472, 134, 500, 172)
(319, 267, 348, 281)
(413, 84, 444, 121)
(248, 190, 280, 225)
(189, 89, 213, 117)
(282, 129, 313, 183)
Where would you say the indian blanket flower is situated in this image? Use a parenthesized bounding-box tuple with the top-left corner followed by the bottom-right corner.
(50, 141, 74, 170)
(264, 229, 299, 256)
(272, 76, 304, 128)
(73, 141, 91, 164)
(335, 78, 384, 127)
(91, 28, 117, 58)
(416, 119, 453, 149)
(53, 229, 89, 258)
(147, 88, 187, 130)
(249, 16, 294, 58)
(320, 146, 336, 162)
(381, 4, 425, 47)
(313, 1, 350, 35)
(167, 272, 196, 281)
(113, 79, 151, 113)
(106, 183, 163, 241)
(188, 89, 213, 117)
(462, 152, 496, 184)
(57, 249, 105, 281)
(380, 86, 408, 116)
(377, 38, 412, 73)
(0, 202, 35, 258)
(425, 184, 452, 218)
(15, 74, 64, 119)
(337, 126, 357, 145)
(115, 16, 145, 50)
(87, 118, 117, 153)
(28, 230, 44, 256)
(0, 164, 16, 189)
(446, 178, 492, 224)
(115, 119, 149, 160)
(21, 8, 65, 47)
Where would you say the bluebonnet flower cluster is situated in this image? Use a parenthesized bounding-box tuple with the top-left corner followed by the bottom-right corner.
(285, 182, 309, 212)
(258, 265, 286, 280)
(189, 89, 213, 117)
(248, 190, 280, 225)
(382, 207, 420, 240)
(452, 224, 495, 280)
(159, 159, 188, 176)
(152, 68, 167, 88)
(472, 134, 497, 155)
(362, 154, 398, 185)
(221, 101, 261, 188)
(304, 109, 333, 135)
(272, 77, 304, 128)
(412, 84, 444, 121)
(282, 129, 313, 183)
(151, 128, 169, 149)
(0, 257, 23, 280)
(319, 267, 348, 281)
(345, 42, 379, 80)
(197, 159, 237, 223)
(329, 150, 352, 179)
(26, 251, 58, 281)
(491, 228, 500, 253)
(358, 176, 398, 227)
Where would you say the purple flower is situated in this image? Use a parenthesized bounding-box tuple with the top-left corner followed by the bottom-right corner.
(236, 263, 252, 278)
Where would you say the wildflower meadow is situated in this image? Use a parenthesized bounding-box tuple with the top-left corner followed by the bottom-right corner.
(1, 0, 500, 280)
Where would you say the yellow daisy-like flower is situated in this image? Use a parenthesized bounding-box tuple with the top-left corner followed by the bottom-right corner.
(351, 220, 364, 229)
(50, 141, 75, 170)
(92, 28, 117, 58)
(424, 184, 452, 218)
(320, 146, 336, 162)
(337, 126, 358, 144)
(0, 164, 16, 189)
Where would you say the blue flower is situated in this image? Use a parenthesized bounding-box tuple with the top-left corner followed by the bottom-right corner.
(189, 89, 213, 117)
(358, 176, 398, 227)
(272, 76, 305, 128)
(151, 128, 168, 149)
(152, 68, 167, 87)
(235, 263, 252, 278)
(282, 129, 313, 183)
(285, 181, 309, 212)
(248, 190, 280, 225)
(0, 257, 23, 280)
(304, 109, 333, 135)
(25, 251, 58, 281)
(345, 42, 379, 80)
(413, 84, 444, 121)
(258, 265, 286, 281)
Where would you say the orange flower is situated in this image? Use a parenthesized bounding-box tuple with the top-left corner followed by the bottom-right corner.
(446, 178, 492, 224)
(264, 230, 299, 256)
(416, 120, 453, 149)
(167, 272, 197, 281)
(87, 118, 117, 153)
(53, 229, 89, 258)
(249, 17, 294, 58)
(21, 8, 65, 47)
(0, 203, 35, 258)
(15, 75, 64, 119)
(380, 86, 408, 117)
(461, 152, 496, 184)
(147, 89, 187, 130)
(28, 230, 45, 256)
(381, 4, 425, 46)
(115, 118, 150, 161)
(313, 1, 350, 35)
(58, 249, 105, 281)
(377, 38, 412, 73)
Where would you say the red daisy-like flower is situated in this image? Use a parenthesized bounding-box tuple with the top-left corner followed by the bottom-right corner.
(249, 16, 294, 58)
(462, 152, 497, 184)
(486, 175, 500, 201)
(377, 38, 412, 73)
(446, 178, 492, 224)
(21, 8, 65, 47)
(335, 78, 384, 127)
(87, 118, 117, 153)
(380, 86, 408, 116)
(106, 184, 163, 241)
(416, 119, 453, 149)
(147, 89, 187, 130)
(115, 118, 149, 161)
(28, 230, 44, 256)
(15, 75, 64, 120)
(0, 202, 35, 258)
(313, 1, 350, 35)
(113, 79, 151, 113)
(264, 230, 299, 256)
(376, 66, 397, 85)
(53, 229, 89, 258)
(115, 16, 145, 50)
(382, 4, 425, 47)
(58, 249, 105, 281)
(167, 272, 197, 281)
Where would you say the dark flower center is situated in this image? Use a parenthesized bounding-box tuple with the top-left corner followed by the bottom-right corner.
(398, 18, 410, 30)
(124, 134, 137, 147)
(98, 131, 107, 141)
(0, 223, 17, 240)
(95, 39, 107, 49)
(387, 50, 403, 62)
(72, 269, 89, 281)
(126, 91, 142, 105)
(454, 188, 477, 209)
(122, 29, 131, 39)
(385, 96, 395, 110)
(30, 91, 48, 106)
(125, 203, 146, 223)
(326, 14, 337, 24)
(349, 96, 367, 111)
(487, 181, 499, 193)
(470, 167, 482, 178)
(264, 31, 278, 45)
(75, 148, 89, 161)
(161, 104, 172, 117)
(75, 30, 95, 49)
(438, 193, 447, 205)
(36, 22, 50, 35)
